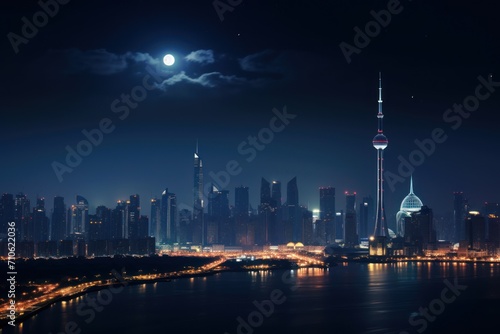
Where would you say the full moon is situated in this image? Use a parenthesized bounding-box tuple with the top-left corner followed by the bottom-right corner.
(163, 54, 175, 66)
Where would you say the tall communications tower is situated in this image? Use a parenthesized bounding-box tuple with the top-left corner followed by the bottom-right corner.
(370, 73, 389, 256)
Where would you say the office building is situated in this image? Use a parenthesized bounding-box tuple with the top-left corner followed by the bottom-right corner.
(320, 187, 335, 244)
(51, 196, 66, 241)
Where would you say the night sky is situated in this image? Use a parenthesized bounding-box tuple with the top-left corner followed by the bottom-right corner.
(1, 0, 499, 230)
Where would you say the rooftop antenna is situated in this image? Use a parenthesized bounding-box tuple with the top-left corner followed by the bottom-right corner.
(377, 71, 384, 133)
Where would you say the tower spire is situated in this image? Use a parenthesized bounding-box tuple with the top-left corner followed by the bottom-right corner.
(196, 139, 199, 154)
(410, 175, 414, 194)
(377, 72, 384, 133)
(378, 71, 382, 113)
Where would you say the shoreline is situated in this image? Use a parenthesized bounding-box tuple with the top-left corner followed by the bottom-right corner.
(0, 270, 218, 329)
(2, 259, 498, 329)
(1, 266, 296, 329)
(0, 263, 310, 329)
(347, 258, 500, 264)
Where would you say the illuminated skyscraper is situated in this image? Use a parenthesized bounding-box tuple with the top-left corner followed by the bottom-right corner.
(344, 192, 358, 246)
(88, 214, 103, 241)
(96, 205, 111, 239)
(258, 178, 272, 244)
(208, 185, 231, 245)
(287, 177, 299, 207)
(286, 177, 301, 242)
(0, 193, 15, 239)
(335, 211, 344, 241)
(127, 194, 140, 239)
(166, 192, 178, 242)
(257, 178, 283, 245)
(483, 202, 499, 239)
(33, 197, 49, 242)
(14, 193, 30, 241)
(453, 192, 467, 242)
(161, 189, 177, 244)
(69, 195, 88, 239)
(483, 202, 500, 217)
(404, 206, 436, 255)
(319, 187, 335, 244)
(370, 73, 389, 256)
(150, 197, 161, 242)
(488, 213, 500, 251)
(51, 196, 66, 241)
(271, 181, 284, 243)
(235, 186, 250, 216)
(260, 178, 271, 206)
(193, 144, 204, 244)
(178, 208, 192, 244)
(138, 216, 149, 239)
(110, 200, 126, 239)
(235, 186, 251, 246)
(271, 181, 282, 208)
(465, 211, 486, 250)
(345, 192, 356, 213)
(359, 196, 373, 239)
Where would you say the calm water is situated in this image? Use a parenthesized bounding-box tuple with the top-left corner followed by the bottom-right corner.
(6, 262, 500, 334)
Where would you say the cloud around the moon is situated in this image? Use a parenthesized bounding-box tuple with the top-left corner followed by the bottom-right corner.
(156, 70, 249, 89)
(36, 48, 325, 93)
(239, 50, 285, 73)
(41, 48, 160, 75)
(184, 49, 215, 64)
(239, 49, 331, 77)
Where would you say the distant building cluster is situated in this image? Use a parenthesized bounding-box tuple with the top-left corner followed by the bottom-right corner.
(0, 193, 155, 258)
(0, 155, 498, 259)
(390, 189, 500, 258)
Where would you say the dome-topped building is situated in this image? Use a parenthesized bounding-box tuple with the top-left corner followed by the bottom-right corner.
(400, 177, 423, 212)
(396, 176, 423, 237)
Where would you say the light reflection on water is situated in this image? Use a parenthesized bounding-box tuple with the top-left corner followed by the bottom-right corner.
(296, 267, 326, 277)
(10, 262, 500, 334)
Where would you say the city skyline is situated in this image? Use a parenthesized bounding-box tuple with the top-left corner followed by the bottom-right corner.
(2, 119, 498, 223)
(1, 172, 496, 243)
(1, 172, 498, 256)
(1, 141, 497, 228)
(2, 1, 500, 226)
